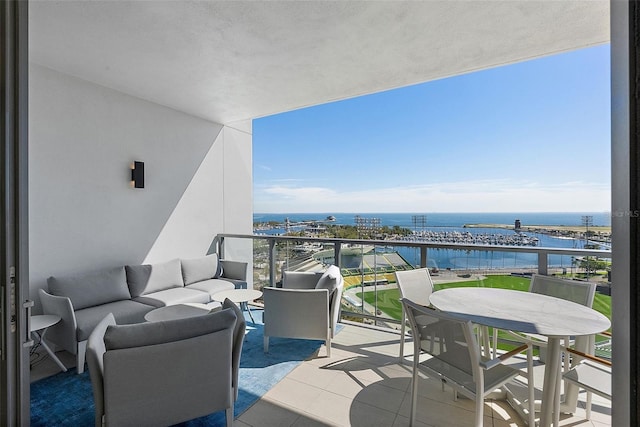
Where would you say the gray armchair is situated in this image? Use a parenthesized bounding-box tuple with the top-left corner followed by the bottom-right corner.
(263, 265, 343, 357)
(86, 308, 240, 427)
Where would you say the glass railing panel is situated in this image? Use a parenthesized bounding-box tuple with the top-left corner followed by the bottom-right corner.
(252, 237, 271, 291)
(235, 233, 612, 328)
(339, 243, 402, 328)
(339, 243, 367, 324)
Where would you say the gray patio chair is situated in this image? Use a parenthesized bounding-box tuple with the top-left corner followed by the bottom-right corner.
(86, 308, 239, 427)
(528, 273, 597, 356)
(402, 298, 532, 427)
(263, 265, 343, 357)
(562, 332, 612, 420)
(529, 274, 596, 306)
(394, 268, 434, 361)
(516, 274, 597, 355)
(222, 298, 247, 402)
(501, 274, 597, 350)
(502, 274, 598, 421)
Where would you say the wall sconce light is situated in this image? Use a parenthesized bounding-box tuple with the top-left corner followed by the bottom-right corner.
(130, 161, 144, 189)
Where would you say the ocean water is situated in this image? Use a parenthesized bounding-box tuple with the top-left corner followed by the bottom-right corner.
(253, 212, 611, 228)
(253, 212, 611, 270)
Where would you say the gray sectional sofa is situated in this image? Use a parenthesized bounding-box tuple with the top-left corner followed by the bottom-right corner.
(39, 254, 247, 374)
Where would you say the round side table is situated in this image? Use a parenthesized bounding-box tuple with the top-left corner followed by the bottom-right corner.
(211, 289, 263, 323)
(31, 314, 67, 372)
(144, 302, 222, 322)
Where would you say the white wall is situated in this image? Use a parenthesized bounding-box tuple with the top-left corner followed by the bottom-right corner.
(29, 64, 252, 305)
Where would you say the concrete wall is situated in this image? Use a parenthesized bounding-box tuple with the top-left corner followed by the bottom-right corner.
(29, 64, 252, 306)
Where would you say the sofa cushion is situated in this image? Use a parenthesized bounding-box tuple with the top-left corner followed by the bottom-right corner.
(314, 265, 341, 295)
(181, 254, 222, 285)
(186, 278, 235, 296)
(75, 300, 154, 341)
(47, 267, 131, 311)
(132, 287, 211, 308)
(218, 278, 247, 290)
(126, 259, 184, 298)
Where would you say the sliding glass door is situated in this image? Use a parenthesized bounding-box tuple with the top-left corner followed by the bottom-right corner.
(1, 1, 30, 425)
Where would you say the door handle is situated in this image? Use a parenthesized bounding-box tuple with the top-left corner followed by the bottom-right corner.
(23, 299, 34, 348)
(1, 288, 4, 359)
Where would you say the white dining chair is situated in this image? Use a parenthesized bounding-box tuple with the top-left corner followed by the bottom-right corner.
(562, 332, 612, 420)
(402, 298, 533, 427)
(395, 268, 433, 361)
(503, 274, 598, 424)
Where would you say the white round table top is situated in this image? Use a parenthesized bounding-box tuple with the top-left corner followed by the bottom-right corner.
(31, 314, 61, 332)
(429, 287, 610, 337)
(211, 289, 262, 303)
(144, 302, 221, 322)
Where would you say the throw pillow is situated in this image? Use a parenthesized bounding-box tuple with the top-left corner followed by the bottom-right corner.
(314, 265, 341, 295)
(181, 254, 220, 285)
(126, 258, 184, 297)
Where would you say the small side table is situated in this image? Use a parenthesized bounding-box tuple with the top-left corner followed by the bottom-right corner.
(144, 302, 222, 322)
(31, 314, 67, 372)
(211, 289, 263, 323)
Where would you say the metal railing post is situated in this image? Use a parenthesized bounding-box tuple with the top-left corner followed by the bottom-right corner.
(268, 238, 276, 287)
(334, 242, 341, 267)
(538, 251, 548, 275)
(420, 247, 427, 268)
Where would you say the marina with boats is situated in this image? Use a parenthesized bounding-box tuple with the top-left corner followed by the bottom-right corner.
(253, 212, 611, 275)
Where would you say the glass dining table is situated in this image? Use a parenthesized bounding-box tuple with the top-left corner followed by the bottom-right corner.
(429, 287, 611, 427)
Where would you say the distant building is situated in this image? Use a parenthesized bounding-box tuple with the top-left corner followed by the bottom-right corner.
(515, 219, 522, 230)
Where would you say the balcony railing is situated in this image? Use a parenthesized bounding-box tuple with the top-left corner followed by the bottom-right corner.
(214, 233, 612, 327)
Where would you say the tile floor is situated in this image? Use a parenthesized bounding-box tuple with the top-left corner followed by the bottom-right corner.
(30, 321, 612, 427)
(236, 322, 612, 427)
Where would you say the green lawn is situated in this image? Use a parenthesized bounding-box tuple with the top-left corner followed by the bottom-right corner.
(354, 274, 612, 325)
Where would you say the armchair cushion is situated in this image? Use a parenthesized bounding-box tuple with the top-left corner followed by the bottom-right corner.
(181, 254, 222, 285)
(47, 267, 131, 310)
(314, 265, 341, 295)
(126, 258, 184, 297)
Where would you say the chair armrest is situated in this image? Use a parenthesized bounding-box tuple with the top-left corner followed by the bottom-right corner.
(563, 346, 612, 367)
(282, 271, 322, 290)
(220, 260, 248, 281)
(38, 288, 78, 353)
(481, 344, 530, 370)
(86, 313, 116, 423)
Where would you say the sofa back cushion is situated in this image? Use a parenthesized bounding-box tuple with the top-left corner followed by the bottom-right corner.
(47, 266, 131, 310)
(181, 254, 222, 285)
(126, 259, 184, 298)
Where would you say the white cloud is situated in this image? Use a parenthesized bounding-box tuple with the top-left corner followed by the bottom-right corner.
(253, 179, 610, 213)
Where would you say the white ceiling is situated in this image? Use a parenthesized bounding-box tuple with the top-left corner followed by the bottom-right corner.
(29, 1, 610, 126)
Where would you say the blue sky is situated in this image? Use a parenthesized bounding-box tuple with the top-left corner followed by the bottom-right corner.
(253, 44, 611, 214)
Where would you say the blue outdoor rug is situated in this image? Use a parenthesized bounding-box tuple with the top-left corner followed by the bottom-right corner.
(31, 309, 330, 426)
